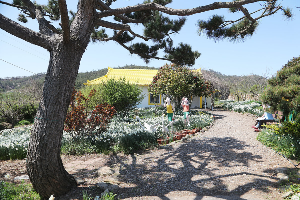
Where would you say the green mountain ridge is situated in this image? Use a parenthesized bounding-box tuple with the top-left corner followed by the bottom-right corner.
(0, 66, 267, 97)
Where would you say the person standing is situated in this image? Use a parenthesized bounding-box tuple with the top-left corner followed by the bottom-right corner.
(181, 97, 190, 126)
(164, 97, 174, 122)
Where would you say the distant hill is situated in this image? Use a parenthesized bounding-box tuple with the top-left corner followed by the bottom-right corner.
(0, 66, 266, 101)
(201, 69, 268, 100)
(0, 65, 158, 92)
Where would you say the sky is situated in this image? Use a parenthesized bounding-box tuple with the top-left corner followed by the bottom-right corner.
(0, 0, 299, 79)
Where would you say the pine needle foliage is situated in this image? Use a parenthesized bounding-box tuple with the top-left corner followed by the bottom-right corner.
(261, 56, 300, 120)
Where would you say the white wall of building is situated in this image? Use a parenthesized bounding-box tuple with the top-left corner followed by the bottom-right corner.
(137, 86, 163, 108)
(136, 86, 212, 109)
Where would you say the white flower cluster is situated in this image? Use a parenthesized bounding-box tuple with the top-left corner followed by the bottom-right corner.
(0, 110, 214, 157)
(222, 100, 263, 116)
(0, 126, 32, 150)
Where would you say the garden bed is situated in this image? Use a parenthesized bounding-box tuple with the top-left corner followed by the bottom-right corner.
(0, 107, 214, 159)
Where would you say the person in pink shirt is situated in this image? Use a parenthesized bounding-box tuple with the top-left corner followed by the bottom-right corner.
(181, 97, 190, 126)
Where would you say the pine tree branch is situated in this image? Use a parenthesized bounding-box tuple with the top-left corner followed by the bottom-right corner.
(95, 19, 131, 31)
(100, 30, 123, 42)
(95, 0, 144, 24)
(95, 19, 150, 41)
(58, 0, 70, 43)
(238, 6, 256, 23)
(97, 0, 270, 18)
(223, 7, 264, 27)
(20, 0, 59, 35)
(0, 0, 27, 11)
(0, 13, 51, 50)
(20, 0, 37, 19)
(116, 40, 175, 62)
(254, 5, 282, 21)
(128, 30, 150, 41)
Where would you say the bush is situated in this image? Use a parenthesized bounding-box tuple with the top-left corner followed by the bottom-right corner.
(64, 90, 116, 136)
(61, 136, 96, 155)
(17, 120, 32, 126)
(258, 121, 300, 159)
(117, 130, 157, 154)
(98, 78, 144, 115)
(279, 120, 300, 138)
(257, 129, 300, 159)
(0, 181, 40, 200)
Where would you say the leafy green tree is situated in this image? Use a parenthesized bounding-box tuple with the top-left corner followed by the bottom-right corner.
(149, 63, 214, 106)
(0, 0, 291, 198)
(261, 56, 300, 121)
(85, 78, 144, 114)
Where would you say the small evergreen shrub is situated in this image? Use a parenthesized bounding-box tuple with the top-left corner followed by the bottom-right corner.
(117, 130, 157, 154)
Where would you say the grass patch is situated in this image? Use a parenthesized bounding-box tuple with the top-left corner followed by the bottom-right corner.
(0, 181, 40, 200)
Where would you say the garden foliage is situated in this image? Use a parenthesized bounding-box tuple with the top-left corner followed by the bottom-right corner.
(148, 63, 214, 106)
(64, 89, 116, 136)
(82, 78, 144, 115)
(0, 181, 39, 200)
(261, 56, 300, 121)
(0, 91, 37, 128)
(222, 100, 263, 116)
(0, 107, 214, 158)
(257, 122, 300, 159)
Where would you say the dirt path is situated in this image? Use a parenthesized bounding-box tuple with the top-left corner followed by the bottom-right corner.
(0, 109, 294, 199)
(62, 109, 293, 199)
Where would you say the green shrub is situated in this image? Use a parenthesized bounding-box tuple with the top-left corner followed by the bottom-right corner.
(0, 181, 40, 200)
(84, 78, 144, 115)
(257, 129, 300, 159)
(0, 146, 10, 160)
(279, 120, 300, 137)
(117, 131, 157, 154)
(91, 134, 115, 154)
(61, 137, 96, 155)
(17, 119, 32, 126)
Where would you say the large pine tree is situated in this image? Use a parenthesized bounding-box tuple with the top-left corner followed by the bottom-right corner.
(261, 56, 300, 120)
(0, 0, 291, 198)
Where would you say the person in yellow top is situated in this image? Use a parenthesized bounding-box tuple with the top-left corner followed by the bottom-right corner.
(164, 97, 174, 122)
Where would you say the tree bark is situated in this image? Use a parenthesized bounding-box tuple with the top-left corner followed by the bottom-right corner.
(26, 39, 87, 199)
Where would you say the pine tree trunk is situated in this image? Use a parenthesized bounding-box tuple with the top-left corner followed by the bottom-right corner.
(26, 41, 86, 199)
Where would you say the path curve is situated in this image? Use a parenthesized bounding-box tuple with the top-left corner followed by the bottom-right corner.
(110, 109, 290, 200)
(62, 109, 292, 200)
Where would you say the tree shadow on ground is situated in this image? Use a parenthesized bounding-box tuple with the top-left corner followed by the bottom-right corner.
(108, 136, 280, 200)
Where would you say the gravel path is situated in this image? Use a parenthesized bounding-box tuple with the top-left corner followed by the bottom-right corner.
(1, 109, 293, 200)
(99, 109, 292, 200)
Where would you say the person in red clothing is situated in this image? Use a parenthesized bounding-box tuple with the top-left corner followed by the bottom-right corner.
(181, 97, 190, 126)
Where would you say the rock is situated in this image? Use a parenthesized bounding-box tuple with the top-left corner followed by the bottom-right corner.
(96, 182, 119, 192)
(97, 182, 109, 190)
(0, 122, 12, 131)
(108, 184, 119, 192)
(277, 172, 289, 184)
(276, 167, 289, 174)
(75, 178, 85, 184)
(282, 191, 293, 198)
(98, 166, 113, 176)
(14, 175, 29, 181)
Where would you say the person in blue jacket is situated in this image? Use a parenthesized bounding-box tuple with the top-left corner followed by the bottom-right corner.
(253, 109, 275, 129)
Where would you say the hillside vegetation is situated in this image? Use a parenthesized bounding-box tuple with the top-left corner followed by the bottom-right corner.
(0, 66, 267, 99)
(201, 69, 268, 100)
(0, 65, 158, 92)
